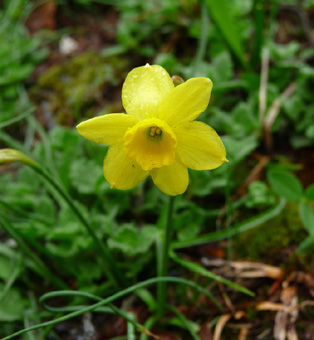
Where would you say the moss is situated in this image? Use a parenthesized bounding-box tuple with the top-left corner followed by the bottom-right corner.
(33, 51, 128, 125)
(234, 202, 308, 265)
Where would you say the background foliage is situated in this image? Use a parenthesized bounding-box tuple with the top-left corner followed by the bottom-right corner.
(0, 0, 314, 339)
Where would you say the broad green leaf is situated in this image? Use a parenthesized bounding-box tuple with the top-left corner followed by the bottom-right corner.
(297, 235, 314, 253)
(267, 170, 303, 202)
(206, 0, 246, 65)
(0, 285, 27, 322)
(108, 225, 158, 256)
(246, 181, 275, 208)
(70, 158, 103, 194)
(0, 255, 15, 281)
(305, 125, 314, 139)
(305, 184, 314, 201)
(209, 51, 234, 83)
(298, 201, 314, 235)
(222, 135, 258, 164)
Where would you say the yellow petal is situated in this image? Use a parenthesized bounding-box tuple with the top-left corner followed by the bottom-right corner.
(174, 121, 226, 170)
(103, 145, 148, 190)
(158, 78, 213, 127)
(122, 64, 174, 120)
(150, 160, 189, 196)
(77, 114, 138, 145)
(124, 118, 177, 171)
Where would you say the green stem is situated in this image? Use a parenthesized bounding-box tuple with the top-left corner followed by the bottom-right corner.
(193, 0, 210, 73)
(157, 195, 175, 317)
(0, 215, 67, 290)
(33, 166, 126, 288)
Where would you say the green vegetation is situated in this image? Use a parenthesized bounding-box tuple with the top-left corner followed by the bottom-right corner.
(1, 0, 314, 339)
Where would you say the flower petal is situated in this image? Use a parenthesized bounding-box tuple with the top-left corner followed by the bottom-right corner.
(103, 145, 148, 190)
(174, 121, 227, 170)
(150, 160, 188, 196)
(122, 64, 174, 120)
(77, 114, 138, 145)
(158, 78, 213, 127)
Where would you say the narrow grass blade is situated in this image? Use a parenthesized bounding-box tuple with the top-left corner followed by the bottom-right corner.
(1, 277, 221, 340)
(170, 251, 254, 297)
(0, 107, 34, 129)
(172, 198, 286, 249)
(205, 0, 246, 66)
(166, 304, 200, 340)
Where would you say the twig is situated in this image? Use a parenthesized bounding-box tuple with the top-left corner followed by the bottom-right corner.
(263, 82, 297, 152)
(259, 47, 270, 125)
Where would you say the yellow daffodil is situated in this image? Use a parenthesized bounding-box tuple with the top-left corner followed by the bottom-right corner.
(77, 64, 227, 196)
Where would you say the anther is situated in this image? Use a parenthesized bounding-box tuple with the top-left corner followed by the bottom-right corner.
(150, 126, 157, 136)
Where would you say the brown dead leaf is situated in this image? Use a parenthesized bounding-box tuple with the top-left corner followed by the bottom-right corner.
(213, 312, 247, 340)
(213, 314, 232, 340)
(257, 302, 289, 312)
(257, 282, 300, 340)
(202, 258, 284, 280)
(238, 326, 249, 340)
(26, 0, 57, 34)
(198, 321, 213, 340)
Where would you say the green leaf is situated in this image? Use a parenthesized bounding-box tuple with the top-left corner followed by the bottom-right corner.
(246, 181, 275, 208)
(0, 255, 15, 281)
(222, 135, 258, 164)
(70, 158, 103, 194)
(209, 51, 234, 83)
(205, 0, 246, 65)
(297, 235, 314, 253)
(305, 184, 314, 201)
(305, 125, 314, 140)
(267, 170, 303, 202)
(298, 201, 314, 235)
(0, 285, 27, 322)
(108, 225, 158, 256)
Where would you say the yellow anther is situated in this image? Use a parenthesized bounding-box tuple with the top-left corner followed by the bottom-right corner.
(150, 126, 157, 136)
(155, 127, 161, 135)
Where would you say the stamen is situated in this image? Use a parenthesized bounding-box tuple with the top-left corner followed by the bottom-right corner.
(150, 126, 157, 136)
(149, 126, 162, 137)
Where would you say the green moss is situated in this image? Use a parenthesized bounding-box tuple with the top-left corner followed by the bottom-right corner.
(234, 202, 308, 263)
(33, 51, 127, 125)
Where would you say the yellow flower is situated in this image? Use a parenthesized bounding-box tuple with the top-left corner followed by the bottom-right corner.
(77, 64, 227, 196)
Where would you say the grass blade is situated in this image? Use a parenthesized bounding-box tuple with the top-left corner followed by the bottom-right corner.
(170, 251, 253, 297)
(172, 198, 286, 249)
(205, 0, 246, 66)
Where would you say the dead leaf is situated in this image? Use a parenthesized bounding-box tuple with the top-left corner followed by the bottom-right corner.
(213, 314, 232, 340)
(26, 0, 57, 34)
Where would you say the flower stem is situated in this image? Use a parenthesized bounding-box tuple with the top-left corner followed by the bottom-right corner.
(33, 166, 126, 289)
(157, 195, 175, 317)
